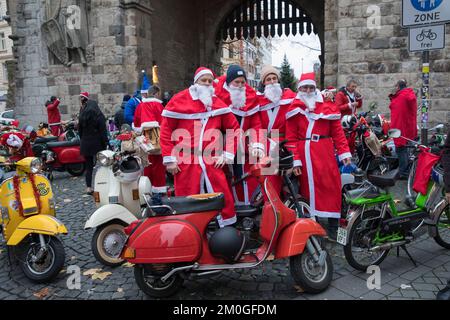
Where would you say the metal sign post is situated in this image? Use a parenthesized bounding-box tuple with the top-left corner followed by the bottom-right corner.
(420, 53, 430, 146)
(403, 0, 449, 146)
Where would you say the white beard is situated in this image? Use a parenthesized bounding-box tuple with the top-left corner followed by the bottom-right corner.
(193, 84, 214, 109)
(264, 83, 283, 104)
(297, 91, 319, 111)
(229, 85, 246, 109)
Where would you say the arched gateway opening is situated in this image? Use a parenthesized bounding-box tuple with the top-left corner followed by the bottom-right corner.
(214, 0, 322, 88)
(150, 0, 324, 94)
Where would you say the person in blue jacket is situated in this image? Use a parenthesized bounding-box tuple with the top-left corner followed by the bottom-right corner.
(124, 90, 142, 125)
(124, 70, 152, 125)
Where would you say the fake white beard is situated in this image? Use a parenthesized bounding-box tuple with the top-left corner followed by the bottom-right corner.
(194, 84, 214, 109)
(297, 91, 318, 111)
(229, 85, 246, 109)
(264, 83, 282, 104)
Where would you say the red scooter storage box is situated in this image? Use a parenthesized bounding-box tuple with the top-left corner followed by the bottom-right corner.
(125, 217, 206, 264)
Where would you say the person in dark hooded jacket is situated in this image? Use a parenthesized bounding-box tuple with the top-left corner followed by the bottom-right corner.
(78, 100, 108, 194)
(114, 94, 131, 130)
(437, 128, 450, 300)
(388, 80, 418, 178)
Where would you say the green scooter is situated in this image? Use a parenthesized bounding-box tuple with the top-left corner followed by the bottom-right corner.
(337, 129, 450, 271)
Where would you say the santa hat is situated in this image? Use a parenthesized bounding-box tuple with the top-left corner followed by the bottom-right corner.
(141, 70, 152, 94)
(194, 67, 214, 83)
(80, 92, 89, 99)
(2, 132, 25, 149)
(297, 73, 317, 89)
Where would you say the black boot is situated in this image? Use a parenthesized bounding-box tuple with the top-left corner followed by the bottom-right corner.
(437, 279, 450, 300)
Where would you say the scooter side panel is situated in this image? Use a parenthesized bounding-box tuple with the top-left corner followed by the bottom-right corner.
(127, 219, 202, 264)
(274, 218, 327, 259)
(53, 147, 85, 164)
(7, 215, 67, 246)
(84, 204, 138, 229)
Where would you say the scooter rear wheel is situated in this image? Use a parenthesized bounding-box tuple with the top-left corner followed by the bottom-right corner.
(134, 264, 184, 298)
(67, 163, 85, 176)
(290, 239, 333, 294)
(20, 235, 65, 283)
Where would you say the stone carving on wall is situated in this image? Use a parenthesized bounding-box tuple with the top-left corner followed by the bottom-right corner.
(41, 0, 90, 67)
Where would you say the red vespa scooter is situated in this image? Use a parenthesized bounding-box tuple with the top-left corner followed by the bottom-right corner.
(121, 147, 333, 298)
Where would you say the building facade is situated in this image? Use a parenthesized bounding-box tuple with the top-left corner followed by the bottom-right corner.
(221, 37, 272, 89)
(0, 0, 12, 111)
(6, 0, 450, 125)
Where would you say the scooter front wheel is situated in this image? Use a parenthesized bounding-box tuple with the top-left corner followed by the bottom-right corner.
(20, 235, 65, 283)
(290, 240, 333, 294)
(134, 264, 184, 298)
(92, 222, 128, 267)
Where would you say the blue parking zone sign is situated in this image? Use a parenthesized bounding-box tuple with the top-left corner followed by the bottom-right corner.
(402, 0, 450, 26)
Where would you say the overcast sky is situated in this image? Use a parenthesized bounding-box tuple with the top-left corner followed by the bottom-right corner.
(271, 33, 322, 78)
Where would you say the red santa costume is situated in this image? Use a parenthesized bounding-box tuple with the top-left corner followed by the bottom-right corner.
(257, 66, 296, 194)
(286, 73, 351, 219)
(160, 67, 240, 227)
(133, 96, 166, 192)
(46, 98, 62, 136)
(335, 87, 363, 117)
(214, 71, 264, 206)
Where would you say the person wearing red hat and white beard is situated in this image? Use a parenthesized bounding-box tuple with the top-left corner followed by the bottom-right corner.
(133, 85, 166, 193)
(286, 72, 351, 239)
(257, 65, 296, 194)
(215, 65, 264, 206)
(0, 132, 33, 162)
(160, 67, 240, 227)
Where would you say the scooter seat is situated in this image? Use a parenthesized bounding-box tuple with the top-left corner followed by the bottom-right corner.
(368, 169, 399, 188)
(47, 139, 80, 148)
(34, 136, 58, 144)
(160, 193, 225, 215)
(346, 187, 381, 199)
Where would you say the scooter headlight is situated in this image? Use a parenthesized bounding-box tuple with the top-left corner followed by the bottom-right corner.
(30, 158, 42, 174)
(97, 151, 115, 166)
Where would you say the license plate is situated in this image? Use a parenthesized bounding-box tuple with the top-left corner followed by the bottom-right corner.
(337, 227, 348, 246)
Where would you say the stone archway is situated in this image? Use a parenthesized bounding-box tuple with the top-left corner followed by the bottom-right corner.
(200, 0, 325, 83)
(149, 0, 326, 94)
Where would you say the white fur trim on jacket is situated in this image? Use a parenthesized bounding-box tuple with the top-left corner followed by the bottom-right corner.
(163, 156, 177, 165)
(142, 98, 163, 103)
(141, 121, 160, 129)
(293, 160, 302, 167)
(152, 186, 168, 193)
(251, 142, 265, 151)
(162, 108, 231, 120)
(132, 123, 142, 134)
(259, 99, 293, 112)
(229, 105, 260, 117)
(285, 107, 341, 121)
(223, 151, 235, 162)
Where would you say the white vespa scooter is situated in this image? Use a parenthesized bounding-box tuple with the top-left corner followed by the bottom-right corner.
(84, 150, 153, 266)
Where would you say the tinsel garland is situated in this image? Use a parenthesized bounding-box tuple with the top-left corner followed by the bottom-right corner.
(12, 173, 42, 216)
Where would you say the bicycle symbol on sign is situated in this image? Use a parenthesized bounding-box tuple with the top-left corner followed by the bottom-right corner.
(416, 29, 437, 41)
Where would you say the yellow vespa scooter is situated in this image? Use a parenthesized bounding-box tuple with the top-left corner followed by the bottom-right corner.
(0, 157, 67, 283)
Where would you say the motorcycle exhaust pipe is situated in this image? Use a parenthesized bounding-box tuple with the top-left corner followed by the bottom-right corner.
(161, 263, 198, 283)
(370, 241, 407, 252)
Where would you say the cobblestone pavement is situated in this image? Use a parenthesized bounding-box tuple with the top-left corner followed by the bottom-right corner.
(0, 172, 449, 300)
